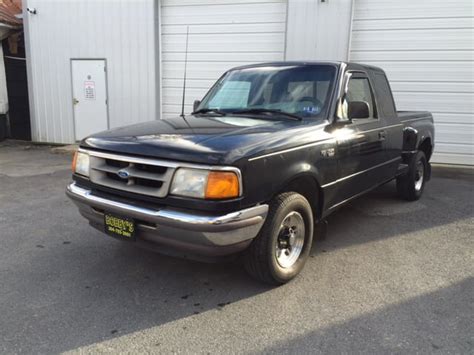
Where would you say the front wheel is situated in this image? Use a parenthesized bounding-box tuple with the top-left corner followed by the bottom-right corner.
(397, 150, 427, 201)
(243, 192, 314, 285)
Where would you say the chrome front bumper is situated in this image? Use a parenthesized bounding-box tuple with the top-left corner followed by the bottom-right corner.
(66, 182, 268, 257)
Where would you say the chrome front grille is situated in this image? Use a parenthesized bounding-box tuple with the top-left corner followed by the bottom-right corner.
(88, 151, 177, 198)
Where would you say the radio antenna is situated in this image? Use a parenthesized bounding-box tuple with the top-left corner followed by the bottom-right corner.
(180, 26, 190, 118)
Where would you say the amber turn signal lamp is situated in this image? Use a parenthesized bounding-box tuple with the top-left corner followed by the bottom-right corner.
(71, 151, 78, 172)
(205, 171, 240, 199)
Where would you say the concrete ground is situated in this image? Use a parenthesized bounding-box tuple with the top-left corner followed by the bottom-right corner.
(0, 141, 473, 354)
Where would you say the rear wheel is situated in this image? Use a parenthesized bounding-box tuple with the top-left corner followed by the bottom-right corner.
(397, 151, 427, 201)
(244, 192, 314, 285)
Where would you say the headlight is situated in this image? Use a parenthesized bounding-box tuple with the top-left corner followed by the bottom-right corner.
(170, 168, 208, 198)
(72, 151, 90, 177)
(170, 168, 240, 200)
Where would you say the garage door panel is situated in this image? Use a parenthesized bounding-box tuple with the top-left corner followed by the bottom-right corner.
(162, 23, 285, 35)
(354, 0, 472, 20)
(428, 113, 473, 125)
(365, 61, 473, 82)
(162, 33, 285, 53)
(435, 123, 473, 145)
(351, 50, 474, 62)
(162, 0, 284, 6)
(162, 78, 216, 91)
(390, 82, 474, 94)
(431, 152, 474, 165)
(162, 51, 282, 63)
(435, 143, 474, 155)
(351, 29, 474, 51)
(353, 17, 474, 31)
(393, 92, 474, 114)
(163, 88, 212, 105)
(162, 61, 251, 80)
(162, 1, 286, 14)
(161, 13, 286, 25)
(161, 3, 286, 25)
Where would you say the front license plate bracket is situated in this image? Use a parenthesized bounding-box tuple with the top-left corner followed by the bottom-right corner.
(104, 213, 136, 240)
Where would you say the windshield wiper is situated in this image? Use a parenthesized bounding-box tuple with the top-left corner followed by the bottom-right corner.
(192, 108, 227, 116)
(230, 108, 302, 121)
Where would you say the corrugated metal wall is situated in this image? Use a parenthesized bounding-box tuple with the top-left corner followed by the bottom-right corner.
(350, 0, 474, 165)
(160, 0, 287, 118)
(24, 0, 157, 143)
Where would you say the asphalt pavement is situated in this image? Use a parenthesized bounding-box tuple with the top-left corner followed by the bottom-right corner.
(0, 141, 473, 354)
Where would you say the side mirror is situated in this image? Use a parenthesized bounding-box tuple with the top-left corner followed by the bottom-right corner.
(348, 101, 370, 119)
(193, 100, 201, 113)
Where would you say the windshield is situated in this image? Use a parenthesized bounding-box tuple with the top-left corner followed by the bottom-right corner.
(196, 65, 337, 119)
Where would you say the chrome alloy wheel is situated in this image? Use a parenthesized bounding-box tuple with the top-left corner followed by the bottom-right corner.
(275, 211, 305, 268)
(414, 160, 424, 191)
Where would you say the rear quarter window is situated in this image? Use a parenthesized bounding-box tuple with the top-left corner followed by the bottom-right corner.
(372, 72, 397, 118)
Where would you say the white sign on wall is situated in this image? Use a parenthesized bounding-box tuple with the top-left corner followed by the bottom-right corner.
(84, 81, 96, 100)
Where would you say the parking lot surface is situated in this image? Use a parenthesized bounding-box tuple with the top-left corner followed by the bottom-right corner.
(0, 142, 473, 354)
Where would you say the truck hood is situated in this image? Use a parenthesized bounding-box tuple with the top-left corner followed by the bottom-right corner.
(81, 115, 330, 165)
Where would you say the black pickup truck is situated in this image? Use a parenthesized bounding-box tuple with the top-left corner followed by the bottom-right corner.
(67, 61, 434, 284)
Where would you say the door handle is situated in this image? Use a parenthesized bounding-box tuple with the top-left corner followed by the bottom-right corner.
(378, 131, 386, 141)
(73, 98, 79, 105)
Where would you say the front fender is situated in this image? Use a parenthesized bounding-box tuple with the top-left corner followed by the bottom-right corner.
(240, 144, 334, 212)
(273, 164, 322, 195)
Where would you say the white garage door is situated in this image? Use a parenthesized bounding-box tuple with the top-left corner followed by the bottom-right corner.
(160, 0, 287, 119)
(350, 0, 474, 165)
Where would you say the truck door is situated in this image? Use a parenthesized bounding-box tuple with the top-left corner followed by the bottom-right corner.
(369, 71, 404, 179)
(332, 71, 387, 204)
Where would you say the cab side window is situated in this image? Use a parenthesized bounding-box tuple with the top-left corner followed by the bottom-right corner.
(372, 73, 397, 117)
(347, 77, 376, 118)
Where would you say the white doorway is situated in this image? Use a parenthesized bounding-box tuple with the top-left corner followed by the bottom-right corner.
(71, 59, 108, 141)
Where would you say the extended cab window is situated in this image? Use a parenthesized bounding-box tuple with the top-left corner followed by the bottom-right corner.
(372, 72, 397, 117)
(346, 77, 376, 118)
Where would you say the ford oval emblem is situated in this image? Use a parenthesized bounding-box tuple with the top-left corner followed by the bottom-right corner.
(117, 169, 130, 179)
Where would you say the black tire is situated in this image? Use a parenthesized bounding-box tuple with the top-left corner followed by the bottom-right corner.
(243, 192, 314, 285)
(396, 151, 427, 201)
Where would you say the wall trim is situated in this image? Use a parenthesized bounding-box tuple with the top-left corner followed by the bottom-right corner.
(154, 0, 162, 119)
(22, 0, 37, 141)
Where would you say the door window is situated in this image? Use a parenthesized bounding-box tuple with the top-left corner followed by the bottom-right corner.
(346, 77, 376, 118)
